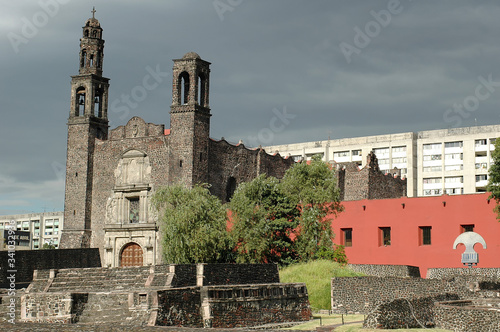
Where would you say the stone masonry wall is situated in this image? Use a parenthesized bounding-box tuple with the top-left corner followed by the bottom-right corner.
(208, 283, 311, 328)
(156, 287, 203, 327)
(427, 267, 500, 279)
(331, 276, 472, 314)
(368, 168, 407, 200)
(348, 264, 421, 278)
(0, 248, 100, 287)
(155, 283, 311, 328)
(335, 152, 406, 201)
(434, 300, 500, 331)
(21, 292, 73, 323)
(202, 264, 279, 286)
(208, 140, 293, 203)
(170, 264, 197, 288)
(91, 117, 170, 265)
(364, 294, 460, 329)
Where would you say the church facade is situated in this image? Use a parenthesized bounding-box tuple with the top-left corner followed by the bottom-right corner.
(59, 15, 293, 267)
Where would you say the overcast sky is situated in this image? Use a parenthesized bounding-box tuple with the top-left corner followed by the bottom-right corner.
(2, 0, 500, 214)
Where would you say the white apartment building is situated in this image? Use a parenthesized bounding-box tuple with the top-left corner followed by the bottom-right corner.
(0, 211, 64, 250)
(264, 124, 500, 198)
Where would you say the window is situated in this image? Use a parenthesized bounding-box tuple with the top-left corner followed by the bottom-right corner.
(392, 146, 406, 153)
(475, 139, 487, 146)
(445, 176, 463, 183)
(352, 150, 361, 156)
(342, 228, 352, 247)
(476, 175, 488, 182)
(423, 166, 442, 172)
(423, 177, 441, 184)
(475, 163, 488, 170)
(392, 157, 407, 164)
(420, 226, 431, 245)
(423, 154, 442, 161)
(129, 197, 140, 223)
(445, 188, 463, 195)
(423, 143, 441, 150)
(445, 141, 463, 148)
(333, 151, 349, 158)
(445, 153, 463, 160)
(379, 227, 391, 246)
(424, 189, 442, 196)
(461, 224, 474, 233)
(373, 148, 389, 156)
(445, 165, 463, 171)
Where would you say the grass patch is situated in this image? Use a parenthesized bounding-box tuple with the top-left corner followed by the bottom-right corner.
(279, 260, 364, 311)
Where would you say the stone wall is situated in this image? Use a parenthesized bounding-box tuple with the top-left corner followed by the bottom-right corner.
(156, 287, 203, 327)
(21, 292, 74, 323)
(170, 264, 197, 287)
(201, 264, 279, 286)
(0, 290, 21, 323)
(331, 276, 472, 314)
(427, 267, 500, 279)
(156, 283, 311, 328)
(336, 152, 406, 201)
(208, 283, 311, 328)
(348, 264, 420, 278)
(0, 248, 100, 288)
(434, 300, 500, 331)
(207, 140, 293, 203)
(364, 294, 460, 329)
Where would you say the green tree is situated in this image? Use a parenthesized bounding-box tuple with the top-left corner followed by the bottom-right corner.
(41, 243, 56, 250)
(280, 154, 343, 261)
(151, 184, 234, 264)
(487, 138, 500, 220)
(229, 175, 300, 265)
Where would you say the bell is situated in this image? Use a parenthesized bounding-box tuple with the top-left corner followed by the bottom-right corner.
(79, 98, 84, 105)
(95, 97, 99, 103)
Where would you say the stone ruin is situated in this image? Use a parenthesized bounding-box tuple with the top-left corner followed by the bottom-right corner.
(332, 264, 500, 331)
(1, 264, 311, 328)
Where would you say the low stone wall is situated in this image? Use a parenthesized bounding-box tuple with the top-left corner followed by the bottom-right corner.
(0, 290, 21, 323)
(156, 283, 311, 328)
(208, 283, 311, 328)
(21, 292, 74, 323)
(434, 300, 500, 331)
(156, 287, 203, 327)
(202, 264, 279, 286)
(0, 248, 101, 288)
(348, 264, 420, 278)
(364, 294, 459, 329)
(331, 276, 472, 314)
(427, 267, 500, 279)
(169, 264, 197, 287)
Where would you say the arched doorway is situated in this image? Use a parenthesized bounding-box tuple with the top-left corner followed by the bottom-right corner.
(120, 242, 143, 267)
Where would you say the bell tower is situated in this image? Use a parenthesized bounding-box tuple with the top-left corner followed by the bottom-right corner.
(60, 9, 109, 249)
(169, 52, 211, 187)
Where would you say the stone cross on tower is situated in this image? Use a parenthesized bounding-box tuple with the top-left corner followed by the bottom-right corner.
(91, 7, 96, 19)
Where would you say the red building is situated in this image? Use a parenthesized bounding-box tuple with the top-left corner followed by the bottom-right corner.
(332, 193, 500, 277)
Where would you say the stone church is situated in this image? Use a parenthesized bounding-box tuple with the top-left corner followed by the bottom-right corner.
(59, 15, 293, 267)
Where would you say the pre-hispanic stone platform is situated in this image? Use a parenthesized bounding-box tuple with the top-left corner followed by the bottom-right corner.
(7, 264, 311, 328)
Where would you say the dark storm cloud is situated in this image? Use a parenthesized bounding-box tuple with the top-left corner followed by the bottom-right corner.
(2, 0, 500, 212)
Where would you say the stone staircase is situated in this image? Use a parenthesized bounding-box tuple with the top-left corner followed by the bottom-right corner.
(27, 269, 51, 293)
(21, 265, 180, 326)
(74, 293, 136, 325)
(47, 266, 151, 292)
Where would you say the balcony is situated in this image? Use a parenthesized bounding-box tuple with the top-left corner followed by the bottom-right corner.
(476, 180, 488, 188)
